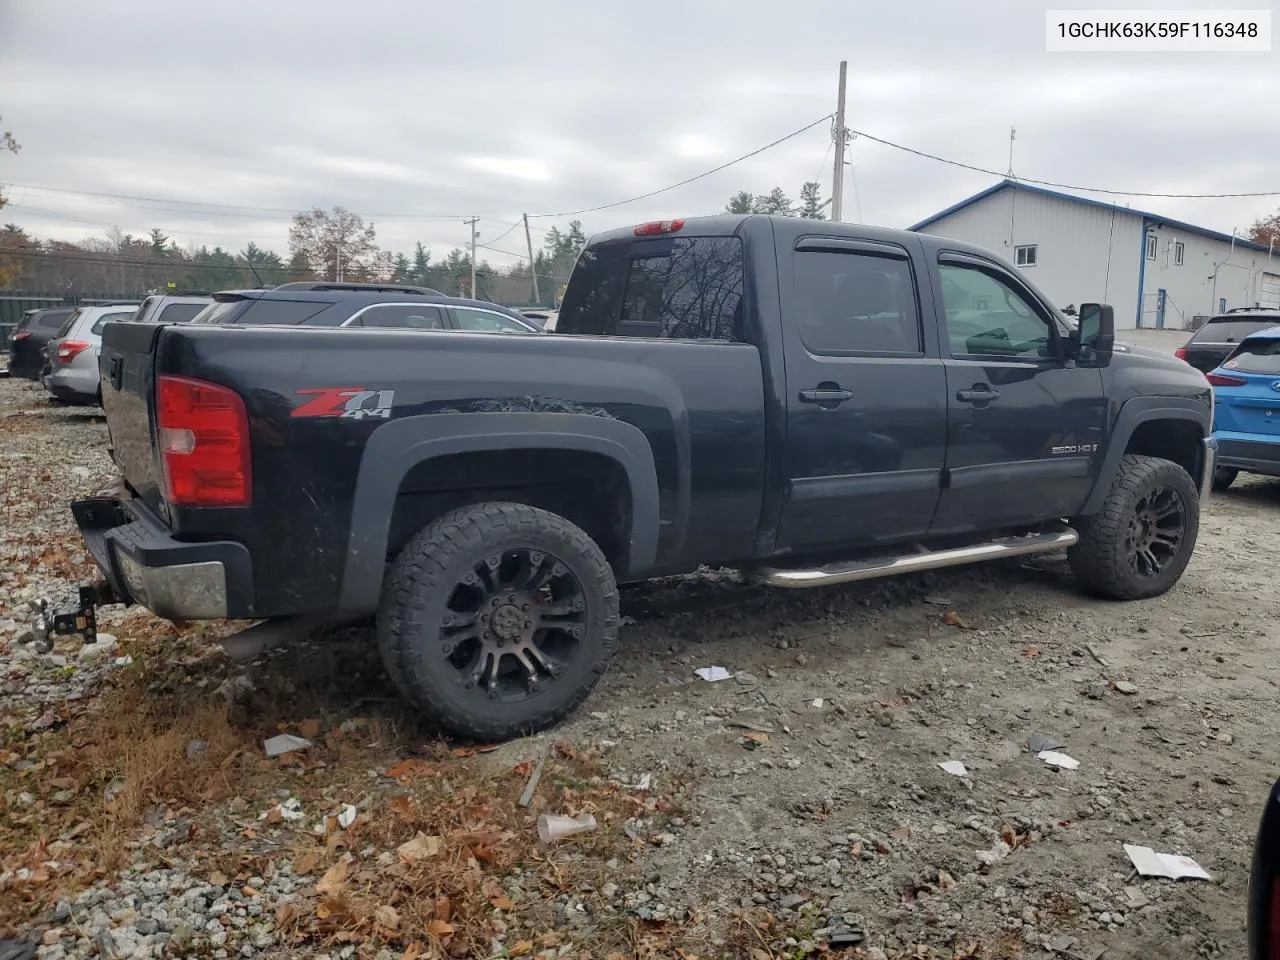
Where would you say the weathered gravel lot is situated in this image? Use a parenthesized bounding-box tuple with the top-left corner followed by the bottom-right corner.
(1, 366, 1278, 960)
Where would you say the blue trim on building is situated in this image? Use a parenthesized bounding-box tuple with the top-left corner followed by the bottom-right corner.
(1135, 218, 1150, 328)
(908, 179, 1273, 254)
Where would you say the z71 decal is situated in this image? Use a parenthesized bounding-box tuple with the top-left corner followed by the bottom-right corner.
(292, 387, 395, 420)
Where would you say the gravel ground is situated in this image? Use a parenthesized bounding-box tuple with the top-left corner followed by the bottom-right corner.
(1, 368, 1277, 960)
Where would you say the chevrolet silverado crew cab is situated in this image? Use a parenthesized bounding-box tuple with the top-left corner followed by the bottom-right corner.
(66, 214, 1215, 740)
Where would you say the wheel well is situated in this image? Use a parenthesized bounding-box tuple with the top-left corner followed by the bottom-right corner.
(1124, 419, 1203, 480)
(387, 449, 633, 571)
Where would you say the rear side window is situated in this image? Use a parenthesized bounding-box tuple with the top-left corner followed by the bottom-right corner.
(794, 250, 922, 354)
(452, 307, 533, 333)
(354, 304, 445, 329)
(237, 299, 332, 325)
(134, 296, 160, 323)
(1192, 319, 1279, 343)
(559, 236, 744, 341)
(36, 310, 72, 330)
(55, 310, 82, 337)
(157, 302, 208, 323)
(90, 311, 139, 335)
(1223, 338, 1280, 374)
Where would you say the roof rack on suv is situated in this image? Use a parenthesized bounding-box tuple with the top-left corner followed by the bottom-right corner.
(271, 282, 445, 296)
(1226, 306, 1280, 314)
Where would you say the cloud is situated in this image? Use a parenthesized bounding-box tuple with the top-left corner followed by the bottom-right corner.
(1, 0, 1276, 273)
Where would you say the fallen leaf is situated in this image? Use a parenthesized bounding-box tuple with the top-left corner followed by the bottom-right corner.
(1024, 646, 1039, 657)
(276, 902, 299, 926)
(292, 852, 320, 876)
(401, 944, 425, 960)
(397, 832, 443, 863)
(375, 904, 401, 930)
(426, 919, 455, 937)
(435, 896, 453, 922)
(491, 895, 516, 911)
(943, 610, 972, 629)
(316, 857, 351, 896)
(511, 941, 534, 957)
(389, 795, 413, 817)
(890, 828, 912, 840)
(209, 869, 229, 886)
(298, 718, 322, 738)
(386, 759, 434, 780)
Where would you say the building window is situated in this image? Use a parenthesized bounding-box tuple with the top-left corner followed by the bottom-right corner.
(1220, 298, 1228, 313)
(1014, 244, 1037, 267)
(1146, 233, 1158, 260)
(1174, 240, 1184, 266)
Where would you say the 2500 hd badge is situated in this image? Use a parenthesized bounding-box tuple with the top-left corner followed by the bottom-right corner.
(1051, 443, 1100, 455)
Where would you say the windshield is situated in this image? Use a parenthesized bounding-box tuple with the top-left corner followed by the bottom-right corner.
(1191, 318, 1280, 344)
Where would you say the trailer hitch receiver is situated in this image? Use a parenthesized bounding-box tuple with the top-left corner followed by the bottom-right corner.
(21, 581, 115, 654)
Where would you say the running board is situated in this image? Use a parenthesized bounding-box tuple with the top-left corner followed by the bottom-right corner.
(748, 526, 1079, 589)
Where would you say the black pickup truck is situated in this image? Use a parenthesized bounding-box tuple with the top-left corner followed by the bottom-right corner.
(64, 214, 1215, 739)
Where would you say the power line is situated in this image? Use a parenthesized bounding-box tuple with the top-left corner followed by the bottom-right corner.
(526, 114, 835, 219)
(483, 219, 523, 246)
(849, 127, 1280, 199)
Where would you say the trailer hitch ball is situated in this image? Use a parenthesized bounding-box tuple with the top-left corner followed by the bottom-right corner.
(17, 581, 115, 654)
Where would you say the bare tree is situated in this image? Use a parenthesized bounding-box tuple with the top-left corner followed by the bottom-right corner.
(288, 206, 381, 281)
(0, 115, 20, 214)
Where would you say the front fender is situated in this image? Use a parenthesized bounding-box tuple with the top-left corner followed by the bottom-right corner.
(1078, 396, 1211, 516)
(335, 412, 661, 614)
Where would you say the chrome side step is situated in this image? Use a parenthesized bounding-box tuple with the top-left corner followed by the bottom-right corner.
(749, 526, 1079, 589)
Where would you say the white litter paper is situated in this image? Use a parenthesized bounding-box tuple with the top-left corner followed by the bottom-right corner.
(938, 761, 969, 777)
(337, 804, 357, 829)
(263, 733, 312, 757)
(1123, 844, 1211, 881)
(261, 797, 304, 822)
(1037, 750, 1080, 770)
(695, 666, 733, 682)
(811, 698, 825, 709)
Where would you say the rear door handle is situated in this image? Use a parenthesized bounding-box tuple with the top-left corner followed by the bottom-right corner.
(956, 386, 1000, 404)
(799, 387, 854, 405)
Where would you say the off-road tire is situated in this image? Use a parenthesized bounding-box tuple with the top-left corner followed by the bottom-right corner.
(1069, 454, 1200, 601)
(1211, 467, 1238, 491)
(377, 501, 619, 741)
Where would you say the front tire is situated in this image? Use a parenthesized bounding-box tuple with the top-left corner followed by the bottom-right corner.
(1069, 454, 1200, 601)
(377, 502, 619, 741)
(1212, 466, 1238, 491)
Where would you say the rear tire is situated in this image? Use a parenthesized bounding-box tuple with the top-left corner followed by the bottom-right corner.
(1211, 466, 1238, 491)
(1069, 454, 1200, 601)
(377, 501, 619, 741)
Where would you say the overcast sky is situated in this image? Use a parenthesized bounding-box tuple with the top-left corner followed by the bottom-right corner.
(1, 0, 1277, 271)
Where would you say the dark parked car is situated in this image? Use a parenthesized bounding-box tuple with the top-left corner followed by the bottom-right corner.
(187, 282, 539, 333)
(1248, 775, 1280, 958)
(1176, 309, 1280, 373)
(8, 306, 75, 379)
(67, 215, 1213, 740)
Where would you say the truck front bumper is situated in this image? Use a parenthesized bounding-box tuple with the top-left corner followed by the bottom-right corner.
(1200, 435, 1218, 508)
(72, 494, 255, 621)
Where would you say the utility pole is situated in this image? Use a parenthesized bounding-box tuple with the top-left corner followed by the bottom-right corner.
(523, 213, 541, 306)
(1007, 126, 1017, 179)
(335, 243, 342, 283)
(464, 217, 480, 298)
(831, 60, 847, 223)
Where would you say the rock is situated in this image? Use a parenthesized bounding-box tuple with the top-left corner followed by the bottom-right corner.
(1086, 682, 1108, 700)
(780, 894, 808, 910)
(136, 919, 159, 936)
(1114, 681, 1139, 695)
(1124, 886, 1149, 909)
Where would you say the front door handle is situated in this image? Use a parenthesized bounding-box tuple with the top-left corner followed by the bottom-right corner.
(799, 386, 854, 406)
(956, 385, 1001, 404)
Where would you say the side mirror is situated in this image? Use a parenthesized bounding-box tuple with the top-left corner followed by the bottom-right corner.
(1073, 302, 1115, 367)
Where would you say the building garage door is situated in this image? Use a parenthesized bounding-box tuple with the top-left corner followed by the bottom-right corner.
(1262, 272, 1280, 310)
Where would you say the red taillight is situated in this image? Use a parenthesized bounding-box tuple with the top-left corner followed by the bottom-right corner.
(1207, 372, 1247, 387)
(13, 331, 30, 341)
(156, 374, 251, 507)
(1174, 346, 1188, 361)
(633, 219, 685, 237)
(56, 340, 91, 364)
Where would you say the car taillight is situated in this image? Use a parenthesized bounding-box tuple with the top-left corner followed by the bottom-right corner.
(56, 340, 91, 364)
(633, 219, 685, 236)
(1174, 346, 1188, 361)
(156, 374, 251, 507)
(13, 331, 29, 341)
(1206, 372, 1247, 387)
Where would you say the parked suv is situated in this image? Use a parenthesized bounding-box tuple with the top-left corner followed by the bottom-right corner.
(187, 282, 540, 333)
(8, 306, 76, 379)
(42, 302, 140, 403)
(1176, 309, 1280, 373)
(132, 292, 213, 325)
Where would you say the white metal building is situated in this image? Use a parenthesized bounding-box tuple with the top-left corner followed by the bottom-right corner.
(909, 180, 1280, 330)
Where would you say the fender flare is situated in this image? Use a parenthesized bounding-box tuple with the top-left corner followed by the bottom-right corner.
(336, 412, 660, 613)
(1079, 396, 1210, 515)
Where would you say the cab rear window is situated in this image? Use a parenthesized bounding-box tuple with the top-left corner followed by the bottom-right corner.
(1223, 338, 1280, 374)
(559, 235, 744, 341)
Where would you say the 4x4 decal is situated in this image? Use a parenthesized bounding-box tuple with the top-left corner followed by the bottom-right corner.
(292, 387, 395, 420)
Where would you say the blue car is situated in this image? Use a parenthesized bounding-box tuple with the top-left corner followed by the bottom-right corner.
(1207, 324, 1280, 491)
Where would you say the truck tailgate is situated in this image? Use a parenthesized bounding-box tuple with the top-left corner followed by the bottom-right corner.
(99, 321, 166, 514)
